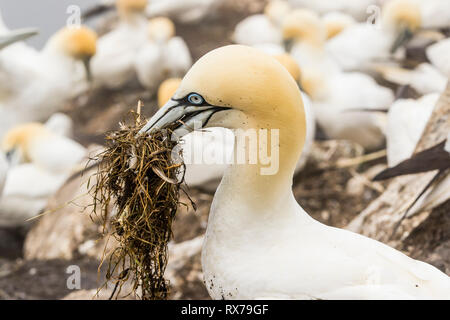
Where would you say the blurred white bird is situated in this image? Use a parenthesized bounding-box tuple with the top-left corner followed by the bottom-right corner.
(0, 26, 97, 137)
(301, 67, 394, 150)
(44, 113, 74, 138)
(0, 122, 87, 226)
(146, 0, 223, 24)
(0, 152, 7, 197)
(412, 0, 450, 29)
(91, 0, 148, 89)
(375, 63, 448, 95)
(142, 46, 450, 299)
(273, 53, 316, 171)
(288, 0, 377, 21)
(386, 93, 440, 167)
(135, 17, 192, 92)
(322, 12, 356, 40)
(233, 0, 290, 47)
(426, 38, 450, 78)
(326, 0, 422, 71)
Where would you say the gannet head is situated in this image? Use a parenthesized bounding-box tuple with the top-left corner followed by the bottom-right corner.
(48, 26, 98, 80)
(282, 9, 326, 49)
(140, 45, 306, 156)
(322, 12, 355, 39)
(382, 0, 421, 52)
(148, 17, 176, 43)
(116, 0, 147, 17)
(158, 78, 182, 108)
(264, 0, 290, 26)
(298, 66, 328, 101)
(273, 53, 301, 83)
(2, 123, 48, 165)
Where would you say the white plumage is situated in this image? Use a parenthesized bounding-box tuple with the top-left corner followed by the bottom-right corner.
(0, 152, 7, 197)
(426, 38, 450, 78)
(386, 93, 440, 167)
(135, 18, 192, 91)
(146, 0, 223, 24)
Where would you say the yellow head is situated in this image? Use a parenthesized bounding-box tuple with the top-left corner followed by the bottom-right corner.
(274, 53, 301, 83)
(148, 17, 176, 42)
(158, 78, 182, 108)
(52, 26, 97, 60)
(116, 0, 147, 14)
(322, 12, 355, 39)
(282, 9, 326, 47)
(264, 0, 290, 25)
(382, 0, 421, 32)
(2, 123, 48, 162)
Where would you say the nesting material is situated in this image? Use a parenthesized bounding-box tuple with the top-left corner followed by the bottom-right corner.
(90, 106, 189, 300)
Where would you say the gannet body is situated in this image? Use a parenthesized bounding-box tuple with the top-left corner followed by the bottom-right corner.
(0, 122, 87, 226)
(233, 1, 290, 47)
(44, 113, 74, 138)
(414, 0, 450, 29)
(135, 17, 192, 91)
(146, 0, 222, 24)
(322, 12, 356, 40)
(157, 78, 233, 187)
(386, 93, 440, 167)
(233, 15, 282, 47)
(0, 26, 97, 137)
(283, 9, 340, 75)
(140, 45, 450, 299)
(426, 38, 450, 78)
(326, 0, 422, 71)
(288, 0, 377, 21)
(375, 63, 448, 95)
(91, 0, 148, 89)
(0, 152, 7, 197)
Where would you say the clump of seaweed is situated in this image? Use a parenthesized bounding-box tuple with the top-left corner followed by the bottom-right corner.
(90, 104, 189, 300)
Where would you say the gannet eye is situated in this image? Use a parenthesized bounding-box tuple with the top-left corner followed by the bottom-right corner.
(187, 93, 205, 105)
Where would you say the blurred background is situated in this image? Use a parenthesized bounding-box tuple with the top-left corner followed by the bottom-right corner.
(0, 0, 448, 299)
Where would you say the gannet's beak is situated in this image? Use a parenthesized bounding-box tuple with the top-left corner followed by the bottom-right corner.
(390, 27, 413, 53)
(0, 28, 38, 50)
(82, 56, 93, 82)
(283, 38, 294, 52)
(138, 98, 230, 137)
(4, 148, 20, 168)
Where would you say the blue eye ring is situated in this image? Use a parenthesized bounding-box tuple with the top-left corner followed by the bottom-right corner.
(187, 93, 205, 105)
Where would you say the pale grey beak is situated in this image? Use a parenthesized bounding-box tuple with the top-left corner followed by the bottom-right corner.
(138, 99, 230, 138)
(0, 28, 38, 50)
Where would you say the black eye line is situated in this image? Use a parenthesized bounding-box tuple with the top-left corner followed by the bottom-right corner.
(172, 92, 211, 107)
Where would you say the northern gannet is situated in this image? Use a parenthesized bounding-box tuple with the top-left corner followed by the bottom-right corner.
(157, 78, 234, 188)
(135, 17, 192, 92)
(0, 152, 7, 197)
(146, 0, 223, 24)
(91, 0, 148, 89)
(140, 45, 450, 299)
(273, 53, 315, 171)
(0, 122, 87, 226)
(0, 26, 97, 137)
(326, 0, 422, 71)
(288, 0, 377, 21)
(386, 93, 440, 167)
(375, 63, 448, 95)
(233, 0, 289, 47)
(282, 9, 340, 75)
(322, 12, 356, 40)
(298, 62, 394, 150)
(426, 38, 450, 78)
